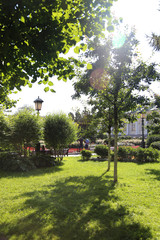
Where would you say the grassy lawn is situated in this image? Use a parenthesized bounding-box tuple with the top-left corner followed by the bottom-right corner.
(0, 157, 160, 240)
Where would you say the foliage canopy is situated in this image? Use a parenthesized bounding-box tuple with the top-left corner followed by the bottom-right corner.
(44, 113, 78, 151)
(0, 0, 115, 104)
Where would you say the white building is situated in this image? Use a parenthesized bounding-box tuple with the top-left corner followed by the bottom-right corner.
(123, 118, 148, 137)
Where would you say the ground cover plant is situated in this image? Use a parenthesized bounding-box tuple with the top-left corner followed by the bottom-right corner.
(0, 157, 160, 240)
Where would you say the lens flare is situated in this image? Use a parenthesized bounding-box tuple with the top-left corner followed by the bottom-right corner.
(112, 32, 126, 48)
(89, 68, 110, 90)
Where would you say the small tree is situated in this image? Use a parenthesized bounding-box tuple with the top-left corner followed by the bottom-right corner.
(73, 29, 159, 182)
(44, 113, 78, 162)
(11, 108, 41, 156)
(0, 111, 11, 150)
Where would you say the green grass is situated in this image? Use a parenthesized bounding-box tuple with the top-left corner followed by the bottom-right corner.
(0, 157, 160, 240)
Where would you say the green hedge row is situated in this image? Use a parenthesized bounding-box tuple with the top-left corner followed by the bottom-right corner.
(151, 141, 160, 150)
(93, 145, 160, 163)
(0, 152, 56, 172)
(147, 135, 160, 147)
(118, 146, 159, 163)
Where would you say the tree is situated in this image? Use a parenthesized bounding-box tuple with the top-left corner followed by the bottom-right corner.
(73, 29, 159, 182)
(11, 107, 41, 156)
(0, 111, 11, 150)
(44, 113, 78, 162)
(89, 94, 114, 171)
(150, 33, 160, 51)
(0, 0, 116, 104)
(146, 110, 160, 135)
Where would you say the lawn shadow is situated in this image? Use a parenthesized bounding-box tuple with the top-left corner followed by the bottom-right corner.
(146, 168, 160, 181)
(0, 175, 153, 240)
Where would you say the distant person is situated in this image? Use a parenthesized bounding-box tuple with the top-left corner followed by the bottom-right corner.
(85, 139, 89, 149)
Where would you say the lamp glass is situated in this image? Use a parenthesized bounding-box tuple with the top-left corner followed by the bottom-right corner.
(35, 102, 42, 111)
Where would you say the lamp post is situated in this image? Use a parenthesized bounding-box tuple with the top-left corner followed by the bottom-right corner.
(141, 113, 145, 148)
(34, 96, 43, 115)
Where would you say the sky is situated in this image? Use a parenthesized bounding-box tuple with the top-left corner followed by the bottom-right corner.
(9, 0, 160, 116)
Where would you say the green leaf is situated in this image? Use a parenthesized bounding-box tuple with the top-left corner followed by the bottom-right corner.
(48, 81, 53, 86)
(20, 16, 25, 23)
(87, 63, 92, 70)
(50, 89, 56, 93)
(24, 40, 29, 46)
(74, 46, 80, 54)
(44, 87, 49, 92)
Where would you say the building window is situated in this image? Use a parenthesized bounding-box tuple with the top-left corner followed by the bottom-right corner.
(131, 123, 135, 131)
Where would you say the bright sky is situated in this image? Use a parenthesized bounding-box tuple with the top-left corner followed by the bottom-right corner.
(9, 0, 160, 116)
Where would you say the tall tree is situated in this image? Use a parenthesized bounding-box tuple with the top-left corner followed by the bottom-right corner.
(73, 29, 159, 182)
(0, 0, 115, 104)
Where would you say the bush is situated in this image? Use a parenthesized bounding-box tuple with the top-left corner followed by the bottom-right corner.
(0, 152, 36, 172)
(30, 154, 56, 168)
(118, 136, 132, 140)
(94, 145, 108, 158)
(147, 135, 160, 147)
(117, 146, 159, 163)
(80, 150, 92, 161)
(134, 147, 159, 163)
(151, 141, 160, 150)
(118, 146, 136, 162)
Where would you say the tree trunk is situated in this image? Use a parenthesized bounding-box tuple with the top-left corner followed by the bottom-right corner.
(114, 107, 118, 183)
(107, 127, 111, 171)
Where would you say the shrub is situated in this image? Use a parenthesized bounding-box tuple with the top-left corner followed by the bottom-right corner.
(30, 154, 56, 168)
(147, 135, 160, 147)
(145, 148, 159, 162)
(134, 147, 159, 163)
(118, 146, 136, 162)
(94, 145, 108, 158)
(117, 146, 159, 163)
(118, 135, 132, 140)
(0, 152, 36, 172)
(80, 149, 92, 161)
(151, 141, 160, 150)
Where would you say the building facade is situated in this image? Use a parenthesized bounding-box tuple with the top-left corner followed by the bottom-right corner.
(123, 118, 148, 137)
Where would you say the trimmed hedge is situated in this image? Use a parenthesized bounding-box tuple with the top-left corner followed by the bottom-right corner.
(117, 146, 159, 163)
(118, 146, 136, 162)
(0, 152, 36, 172)
(151, 141, 160, 150)
(0, 152, 56, 172)
(94, 145, 108, 158)
(147, 135, 160, 147)
(80, 149, 92, 161)
(30, 154, 56, 168)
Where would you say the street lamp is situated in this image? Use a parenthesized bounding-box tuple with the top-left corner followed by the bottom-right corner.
(141, 113, 145, 148)
(34, 96, 43, 115)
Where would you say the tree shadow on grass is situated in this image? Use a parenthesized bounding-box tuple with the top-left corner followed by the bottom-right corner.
(146, 168, 160, 181)
(0, 176, 152, 240)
